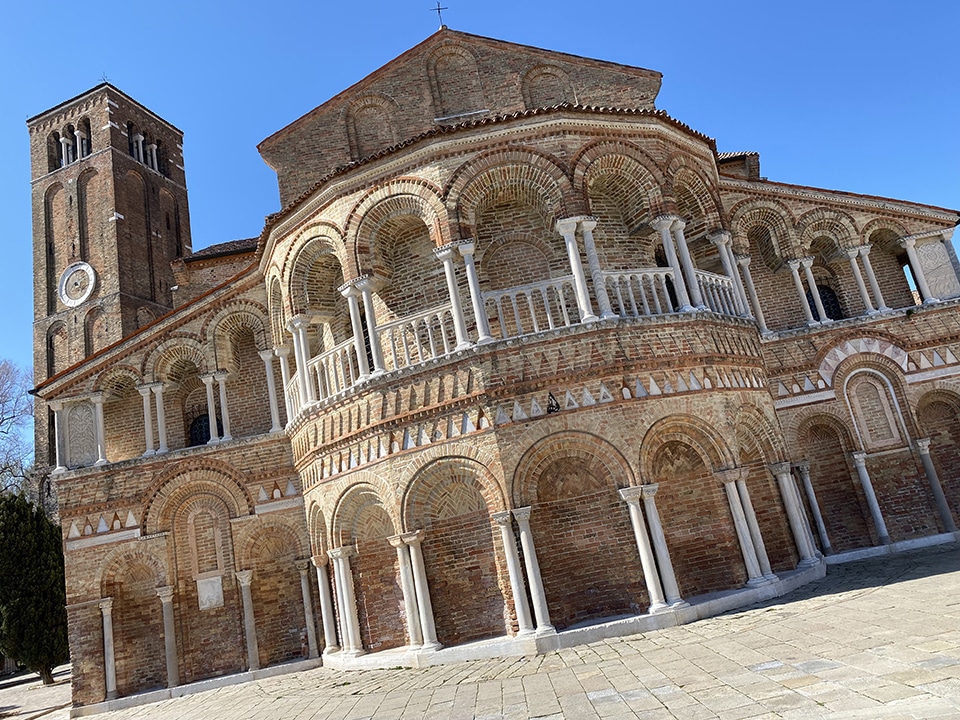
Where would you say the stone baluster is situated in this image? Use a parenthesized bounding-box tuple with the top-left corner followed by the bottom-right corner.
(258, 350, 282, 433)
(851, 452, 891, 545)
(916, 439, 957, 533)
(157, 586, 179, 688)
(770, 462, 818, 564)
(555, 218, 598, 323)
(458, 240, 494, 343)
(619, 487, 667, 612)
(640, 484, 686, 606)
(138, 385, 155, 456)
(434, 244, 473, 350)
(355, 277, 385, 374)
(100, 598, 117, 699)
(235, 570, 260, 671)
(201, 374, 220, 444)
(388, 535, 423, 648)
(403, 531, 440, 649)
(652, 216, 693, 311)
(579, 217, 616, 320)
(339, 283, 371, 381)
(843, 248, 876, 314)
(214, 372, 232, 442)
(794, 462, 831, 554)
(512, 507, 555, 634)
(735, 255, 769, 333)
(899, 237, 937, 303)
(274, 346, 292, 421)
(92, 393, 107, 465)
(858, 246, 889, 311)
(491, 512, 534, 634)
(295, 560, 319, 659)
(152, 384, 169, 453)
(311, 555, 340, 654)
(786, 259, 816, 325)
(671, 217, 705, 309)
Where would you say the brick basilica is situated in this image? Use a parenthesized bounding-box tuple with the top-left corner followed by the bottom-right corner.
(28, 28, 960, 710)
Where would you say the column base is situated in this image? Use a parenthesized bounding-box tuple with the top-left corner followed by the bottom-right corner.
(477, 335, 497, 345)
(420, 641, 442, 652)
(797, 557, 821, 568)
(95, 459, 108, 466)
(745, 576, 776, 588)
(647, 602, 670, 614)
(142, 449, 156, 458)
(321, 646, 341, 655)
(680, 305, 696, 313)
(599, 311, 619, 321)
(666, 599, 689, 609)
(534, 625, 557, 636)
(580, 314, 600, 323)
(106, 691, 117, 701)
(454, 342, 474, 352)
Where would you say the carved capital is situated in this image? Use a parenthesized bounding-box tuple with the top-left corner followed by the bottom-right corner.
(512, 506, 533, 525)
(793, 460, 811, 476)
(456, 238, 477, 257)
(99, 597, 114, 613)
(618, 486, 643, 504)
(554, 218, 579, 237)
(400, 530, 424, 546)
(640, 483, 660, 499)
(651, 215, 678, 233)
(851, 451, 868, 468)
(578, 216, 599, 233)
(310, 554, 327, 569)
(157, 586, 175, 602)
(491, 511, 513, 527)
(433, 243, 459, 262)
(714, 467, 746, 485)
(235, 570, 253, 587)
(327, 545, 356, 561)
(273, 346, 291, 359)
(769, 461, 792, 477)
(915, 438, 932, 455)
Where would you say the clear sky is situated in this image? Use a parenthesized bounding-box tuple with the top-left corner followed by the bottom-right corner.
(1, 0, 957, 375)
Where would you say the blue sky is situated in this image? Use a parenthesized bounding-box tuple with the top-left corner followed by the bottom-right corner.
(1, 0, 957, 374)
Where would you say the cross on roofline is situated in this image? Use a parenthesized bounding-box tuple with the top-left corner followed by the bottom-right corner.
(430, 1, 448, 27)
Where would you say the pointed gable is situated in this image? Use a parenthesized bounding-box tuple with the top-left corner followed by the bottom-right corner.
(258, 29, 662, 206)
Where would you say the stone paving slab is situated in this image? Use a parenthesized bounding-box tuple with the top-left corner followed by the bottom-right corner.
(9, 545, 960, 719)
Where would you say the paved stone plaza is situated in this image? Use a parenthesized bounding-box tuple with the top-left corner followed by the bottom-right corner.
(9, 544, 960, 719)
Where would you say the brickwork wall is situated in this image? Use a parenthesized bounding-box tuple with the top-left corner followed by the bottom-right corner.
(105, 564, 166, 695)
(353, 539, 407, 652)
(917, 399, 960, 514)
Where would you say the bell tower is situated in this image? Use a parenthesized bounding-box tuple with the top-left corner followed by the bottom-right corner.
(28, 84, 192, 467)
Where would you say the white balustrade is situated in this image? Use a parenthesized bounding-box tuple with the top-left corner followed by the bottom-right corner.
(695, 270, 738, 316)
(307, 337, 361, 402)
(482, 275, 580, 339)
(376, 302, 458, 372)
(284, 375, 302, 419)
(603, 268, 676, 318)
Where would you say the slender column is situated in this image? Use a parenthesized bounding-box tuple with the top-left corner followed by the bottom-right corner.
(257, 350, 282, 433)
(403, 532, 440, 649)
(100, 598, 117, 699)
(434, 245, 473, 350)
(157, 586, 179, 688)
(50, 401, 67, 473)
(771, 462, 818, 563)
(671, 218, 705, 309)
(491, 512, 534, 634)
(735, 255, 768, 332)
(512, 507, 555, 633)
(844, 248, 875, 314)
(311, 556, 340, 654)
(60, 137, 72, 167)
(719, 476, 764, 585)
(652, 216, 692, 311)
(458, 240, 494, 343)
(295, 560, 319, 659)
(132, 133, 144, 163)
(787, 259, 816, 325)
(92, 394, 107, 465)
(75, 129, 87, 158)
(146, 142, 158, 171)
(355, 277, 385, 374)
(201, 374, 220, 445)
(152, 383, 168, 453)
(738, 480, 775, 579)
(859, 246, 889, 311)
(339, 284, 371, 380)
(899, 237, 937, 303)
(709, 231, 747, 315)
(579, 217, 615, 320)
(388, 536, 423, 647)
(801, 258, 830, 322)
(795, 462, 832, 554)
(275, 346, 292, 421)
(618, 487, 667, 611)
(235, 570, 260, 671)
(640, 484, 685, 606)
(288, 315, 317, 403)
(138, 386, 155, 456)
(214, 372, 232, 442)
(328, 547, 363, 655)
(555, 218, 598, 322)
(916, 439, 957, 533)
(851, 452, 891, 545)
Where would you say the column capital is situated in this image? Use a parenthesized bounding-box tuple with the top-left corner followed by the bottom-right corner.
(273, 345, 291, 359)
(386, 534, 406, 549)
(669, 216, 687, 232)
(200, 373, 216, 386)
(213, 370, 228, 383)
(433, 243, 460, 262)
(851, 451, 868, 468)
(734, 253, 752, 267)
(707, 229, 732, 247)
(714, 467, 746, 484)
(89, 391, 105, 405)
(157, 586, 175, 602)
(400, 530, 424, 546)
(578, 216, 599, 232)
(786, 258, 802, 271)
(554, 217, 579, 236)
(857, 244, 873, 257)
(287, 314, 312, 331)
(294, 558, 312, 574)
(793, 460, 811, 474)
(456, 238, 477, 256)
(915, 438, 932, 455)
(99, 597, 114, 612)
(898, 236, 917, 250)
(512, 506, 532, 524)
(235, 570, 253, 587)
(640, 483, 660, 499)
(618, 486, 643, 504)
(769, 461, 792, 477)
(327, 545, 356, 561)
(137, 385, 153, 397)
(651, 215, 680, 232)
(258, 348, 276, 362)
(48, 399, 64, 412)
(799, 256, 815, 269)
(491, 510, 513, 527)
(352, 274, 378, 292)
(842, 246, 861, 259)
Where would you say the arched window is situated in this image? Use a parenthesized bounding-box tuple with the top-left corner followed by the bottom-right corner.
(806, 284, 844, 321)
(188, 414, 222, 447)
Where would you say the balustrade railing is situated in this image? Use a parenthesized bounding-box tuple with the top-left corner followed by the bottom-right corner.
(285, 374, 301, 419)
(695, 270, 739, 315)
(308, 337, 360, 402)
(603, 268, 677, 318)
(377, 302, 458, 372)
(482, 275, 581, 339)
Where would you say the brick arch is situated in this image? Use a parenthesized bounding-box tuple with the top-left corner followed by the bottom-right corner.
(796, 207, 860, 253)
(916, 388, 960, 516)
(98, 545, 169, 596)
(306, 501, 328, 556)
(573, 140, 665, 210)
(475, 231, 554, 289)
(639, 414, 733, 483)
(205, 305, 269, 374)
(669, 165, 724, 232)
(733, 402, 787, 465)
(861, 217, 908, 249)
(285, 229, 350, 314)
(330, 482, 397, 547)
(729, 198, 797, 258)
(235, 519, 307, 570)
(346, 93, 400, 160)
(401, 455, 505, 530)
(146, 336, 211, 381)
(426, 42, 485, 119)
(512, 431, 634, 508)
(521, 64, 575, 109)
(93, 364, 142, 395)
(815, 334, 909, 387)
(142, 460, 255, 534)
(267, 274, 284, 347)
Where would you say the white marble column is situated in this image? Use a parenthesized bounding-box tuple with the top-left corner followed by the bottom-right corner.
(328, 547, 363, 655)
(258, 350, 283, 433)
(157, 586, 179, 688)
(719, 475, 764, 585)
(851, 452, 891, 545)
(100, 598, 117, 699)
(214, 372, 232, 442)
(388, 535, 423, 648)
(434, 244, 473, 350)
(843, 248, 876, 315)
(339, 283, 371, 381)
(859, 245, 889, 311)
(152, 383, 169, 453)
(671, 217, 705, 309)
(512, 507, 555, 634)
(899, 237, 937, 303)
(555, 218, 598, 323)
(311, 556, 340, 654)
(492, 512, 534, 635)
(730, 471, 776, 580)
(652, 215, 693, 311)
(579, 217, 616, 320)
(275, 346, 293, 421)
(619, 487, 667, 612)
(402, 531, 440, 650)
(75, 129, 88, 158)
(709, 231, 748, 315)
(916, 439, 957, 533)
(735, 255, 769, 333)
(201, 374, 220, 445)
(235, 570, 260, 671)
(770, 462, 818, 564)
(50, 401, 67, 473)
(801, 257, 830, 322)
(355, 277, 386, 374)
(786, 259, 816, 325)
(60, 136, 73, 166)
(640, 484, 686, 606)
(295, 560, 319, 659)
(137, 385, 155, 456)
(92, 393, 107, 465)
(794, 462, 831, 555)
(458, 240, 494, 343)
